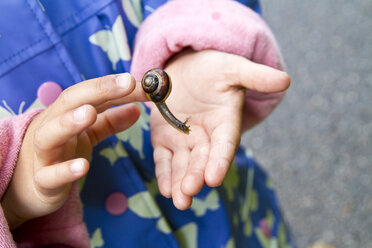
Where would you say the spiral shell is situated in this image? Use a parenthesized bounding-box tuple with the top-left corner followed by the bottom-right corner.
(141, 68, 171, 103)
(141, 68, 190, 134)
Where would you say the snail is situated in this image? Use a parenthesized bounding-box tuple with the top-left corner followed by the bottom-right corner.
(141, 68, 190, 134)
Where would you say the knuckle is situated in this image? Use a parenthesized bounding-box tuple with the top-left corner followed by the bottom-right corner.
(155, 170, 169, 183)
(33, 172, 52, 192)
(189, 167, 204, 178)
(33, 127, 47, 151)
(58, 112, 70, 130)
(216, 139, 235, 152)
(102, 113, 115, 134)
(153, 148, 171, 163)
(33, 173, 43, 188)
(57, 89, 70, 106)
(225, 62, 239, 79)
(95, 75, 114, 97)
(154, 156, 170, 168)
(212, 141, 235, 165)
(197, 142, 210, 155)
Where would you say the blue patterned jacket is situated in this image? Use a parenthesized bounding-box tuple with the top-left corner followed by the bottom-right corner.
(0, 0, 294, 247)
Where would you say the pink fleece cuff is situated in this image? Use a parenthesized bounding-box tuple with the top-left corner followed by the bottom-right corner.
(14, 183, 89, 248)
(0, 110, 89, 247)
(0, 109, 41, 247)
(131, 0, 286, 130)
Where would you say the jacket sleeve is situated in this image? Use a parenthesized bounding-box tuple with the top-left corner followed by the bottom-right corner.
(0, 110, 40, 247)
(13, 183, 89, 248)
(130, 0, 286, 131)
(0, 110, 89, 248)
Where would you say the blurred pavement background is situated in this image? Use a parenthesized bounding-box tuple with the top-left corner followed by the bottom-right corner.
(241, 1, 372, 247)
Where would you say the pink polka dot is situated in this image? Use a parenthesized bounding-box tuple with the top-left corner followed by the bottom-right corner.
(211, 11, 222, 20)
(259, 219, 272, 238)
(105, 192, 128, 216)
(37, 81, 63, 106)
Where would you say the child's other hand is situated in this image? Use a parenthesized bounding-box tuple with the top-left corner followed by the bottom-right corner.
(151, 49, 290, 210)
(2, 73, 146, 229)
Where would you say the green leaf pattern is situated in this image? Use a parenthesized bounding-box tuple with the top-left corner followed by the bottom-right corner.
(174, 223, 198, 248)
(116, 103, 150, 159)
(90, 228, 104, 248)
(127, 191, 173, 235)
(128, 191, 161, 218)
(224, 237, 235, 248)
(156, 217, 172, 234)
(145, 178, 160, 197)
(190, 189, 220, 217)
(99, 141, 128, 166)
(89, 15, 131, 71)
(121, 0, 143, 28)
(222, 162, 239, 201)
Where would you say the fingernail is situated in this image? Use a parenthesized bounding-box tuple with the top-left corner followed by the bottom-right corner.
(116, 73, 132, 89)
(74, 105, 86, 122)
(70, 160, 84, 174)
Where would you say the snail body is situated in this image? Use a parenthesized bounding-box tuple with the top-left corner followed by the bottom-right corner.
(141, 69, 190, 134)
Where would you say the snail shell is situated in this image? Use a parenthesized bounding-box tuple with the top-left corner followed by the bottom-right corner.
(141, 69, 190, 134)
(142, 68, 171, 103)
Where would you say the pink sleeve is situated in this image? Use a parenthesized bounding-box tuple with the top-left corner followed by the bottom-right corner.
(0, 111, 89, 248)
(13, 183, 89, 248)
(0, 110, 41, 247)
(131, 0, 286, 130)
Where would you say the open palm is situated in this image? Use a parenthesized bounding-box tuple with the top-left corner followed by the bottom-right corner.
(149, 49, 290, 209)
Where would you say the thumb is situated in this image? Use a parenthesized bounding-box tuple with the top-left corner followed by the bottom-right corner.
(236, 58, 291, 93)
(34, 158, 89, 196)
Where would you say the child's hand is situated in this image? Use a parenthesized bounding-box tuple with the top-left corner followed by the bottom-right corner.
(2, 74, 146, 229)
(150, 49, 290, 209)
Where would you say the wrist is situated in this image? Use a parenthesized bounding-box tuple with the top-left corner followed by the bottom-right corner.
(2, 189, 27, 230)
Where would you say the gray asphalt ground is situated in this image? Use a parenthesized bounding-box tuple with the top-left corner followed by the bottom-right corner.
(241, 1, 372, 247)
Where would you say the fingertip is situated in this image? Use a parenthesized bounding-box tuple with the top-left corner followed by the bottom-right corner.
(126, 103, 142, 119)
(121, 103, 142, 126)
(158, 175, 172, 198)
(172, 191, 193, 210)
(204, 161, 228, 188)
(262, 68, 291, 93)
(115, 73, 136, 92)
(277, 70, 291, 91)
(205, 135, 235, 187)
(73, 104, 97, 125)
(238, 61, 291, 93)
(205, 174, 222, 188)
(159, 188, 172, 199)
(172, 177, 193, 210)
(181, 174, 204, 196)
(34, 159, 90, 194)
(69, 158, 89, 177)
(154, 147, 173, 198)
(117, 72, 148, 99)
(114, 75, 147, 102)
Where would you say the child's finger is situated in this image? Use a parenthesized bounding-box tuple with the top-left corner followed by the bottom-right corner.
(34, 104, 97, 153)
(236, 59, 291, 93)
(154, 146, 173, 198)
(52, 73, 147, 116)
(171, 149, 192, 210)
(181, 141, 210, 196)
(204, 122, 239, 187)
(87, 103, 141, 146)
(33, 158, 89, 194)
(92, 83, 146, 114)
